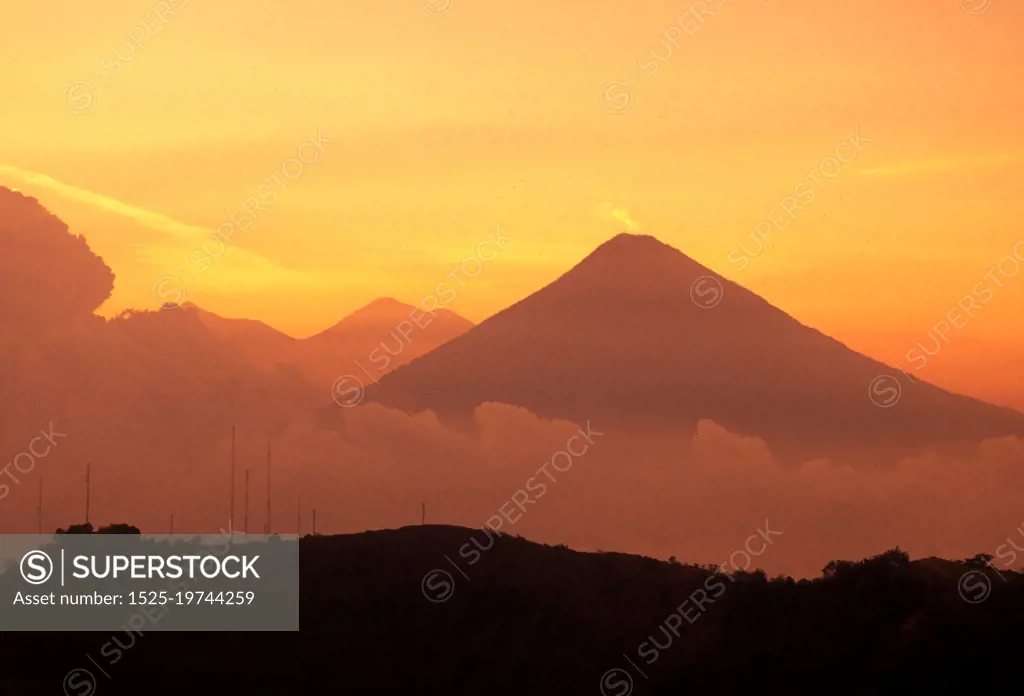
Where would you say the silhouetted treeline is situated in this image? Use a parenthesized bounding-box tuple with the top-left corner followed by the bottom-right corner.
(55, 522, 141, 534)
(1, 525, 1021, 695)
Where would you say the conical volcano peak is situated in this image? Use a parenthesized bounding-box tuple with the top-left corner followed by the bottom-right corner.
(588, 233, 699, 263)
(575, 233, 715, 277)
(536, 233, 726, 308)
(368, 234, 1024, 466)
(600, 232, 672, 251)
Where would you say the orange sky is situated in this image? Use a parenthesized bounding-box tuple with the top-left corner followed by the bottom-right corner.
(1, 0, 1022, 409)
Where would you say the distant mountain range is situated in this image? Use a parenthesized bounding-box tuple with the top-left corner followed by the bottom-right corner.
(366, 234, 1024, 465)
(3, 184, 1023, 539)
(185, 297, 473, 387)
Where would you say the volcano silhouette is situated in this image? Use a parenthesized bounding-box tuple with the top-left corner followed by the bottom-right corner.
(366, 234, 1024, 465)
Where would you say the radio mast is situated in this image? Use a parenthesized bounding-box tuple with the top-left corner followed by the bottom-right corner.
(265, 438, 272, 533)
(230, 424, 236, 534)
(37, 477, 43, 534)
(244, 468, 250, 535)
(85, 462, 91, 525)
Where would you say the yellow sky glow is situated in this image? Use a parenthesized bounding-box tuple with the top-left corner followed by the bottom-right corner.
(1, 0, 1022, 407)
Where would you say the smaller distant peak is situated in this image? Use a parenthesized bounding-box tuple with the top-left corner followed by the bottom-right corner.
(330, 298, 415, 328)
(363, 297, 407, 310)
(347, 297, 413, 319)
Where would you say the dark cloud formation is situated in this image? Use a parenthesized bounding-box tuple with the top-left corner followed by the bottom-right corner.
(0, 187, 114, 336)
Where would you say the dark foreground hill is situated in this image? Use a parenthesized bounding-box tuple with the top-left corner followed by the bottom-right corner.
(1, 525, 1022, 695)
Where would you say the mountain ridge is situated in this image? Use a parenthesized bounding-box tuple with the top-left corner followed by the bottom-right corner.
(365, 233, 1024, 465)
